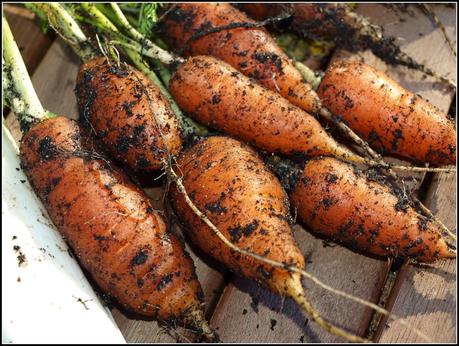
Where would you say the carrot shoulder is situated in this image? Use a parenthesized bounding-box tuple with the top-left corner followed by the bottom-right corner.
(169, 136, 304, 294)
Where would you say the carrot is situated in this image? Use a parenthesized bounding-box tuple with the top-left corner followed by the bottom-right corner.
(168, 55, 361, 162)
(76, 56, 182, 171)
(20, 117, 206, 323)
(274, 157, 455, 262)
(160, 2, 322, 114)
(317, 60, 456, 165)
(29, 3, 183, 172)
(236, 3, 456, 87)
(158, 3, 456, 168)
(169, 135, 368, 342)
(3, 17, 216, 341)
(74, 3, 454, 173)
(170, 135, 303, 291)
(236, 3, 339, 41)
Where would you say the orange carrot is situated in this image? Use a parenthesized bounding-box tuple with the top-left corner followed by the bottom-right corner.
(169, 55, 361, 162)
(284, 157, 455, 262)
(76, 57, 183, 171)
(169, 135, 368, 342)
(18, 116, 215, 339)
(160, 2, 322, 114)
(318, 61, 456, 165)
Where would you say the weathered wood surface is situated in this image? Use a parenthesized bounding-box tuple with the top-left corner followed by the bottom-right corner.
(347, 4, 456, 344)
(3, 38, 227, 343)
(211, 228, 390, 343)
(341, 4, 457, 343)
(377, 171, 457, 343)
(210, 3, 456, 343)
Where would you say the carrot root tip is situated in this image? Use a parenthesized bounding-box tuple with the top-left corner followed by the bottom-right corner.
(185, 308, 220, 343)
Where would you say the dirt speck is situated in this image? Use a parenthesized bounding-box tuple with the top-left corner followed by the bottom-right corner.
(13, 245, 27, 267)
(270, 318, 277, 331)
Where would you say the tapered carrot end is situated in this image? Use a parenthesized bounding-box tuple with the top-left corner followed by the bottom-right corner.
(437, 238, 456, 260)
(185, 308, 220, 343)
(283, 273, 368, 343)
(445, 249, 457, 259)
(333, 145, 369, 166)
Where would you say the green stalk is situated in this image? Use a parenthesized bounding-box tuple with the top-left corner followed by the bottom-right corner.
(294, 61, 322, 90)
(80, 2, 119, 33)
(95, 3, 136, 28)
(23, 3, 51, 33)
(3, 16, 46, 130)
(109, 2, 179, 65)
(30, 3, 95, 61)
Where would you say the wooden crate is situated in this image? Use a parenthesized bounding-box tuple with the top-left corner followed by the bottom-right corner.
(3, 3, 456, 343)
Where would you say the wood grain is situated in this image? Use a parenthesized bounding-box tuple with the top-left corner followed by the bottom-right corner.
(4, 38, 227, 343)
(376, 170, 456, 343)
(354, 4, 456, 343)
(4, 4, 455, 344)
(209, 3, 456, 343)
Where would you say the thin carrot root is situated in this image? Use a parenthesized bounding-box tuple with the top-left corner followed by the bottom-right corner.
(284, 274, 369, 343)
(415, 200, 457, 242)
(390, 165, 456, 173)
(320, 104, 457, 245)
(317, 106, 456, 174)
(325, 102, 456, 243)
(318, 106, 389, 164)
(325, 5, 456, 88)
(444, 249, 456, 259)
(421, 4, 456, 57)
(184, 309, 220, 343)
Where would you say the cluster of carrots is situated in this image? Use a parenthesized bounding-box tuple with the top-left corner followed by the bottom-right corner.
(3, 3, 456, 343)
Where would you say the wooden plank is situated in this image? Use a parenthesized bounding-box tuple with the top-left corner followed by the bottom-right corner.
(3, 4, 54, 78)
(376, 170, 456, 343)
(209, 4, 455, 343)
(344, 3, 456, 106)
(5, 38, 227, 343)
(357, 4, 457, 343)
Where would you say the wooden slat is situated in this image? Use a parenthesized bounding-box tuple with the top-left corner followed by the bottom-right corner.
(3, 4, 54, 78)
(373, 5, 457, 342)
(5, 4, 455, 343)
(352, 3, 457, 343)
(209, 3, 456, 343)
(5, 38, 227, 343)
(376, 171, 456, 343)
